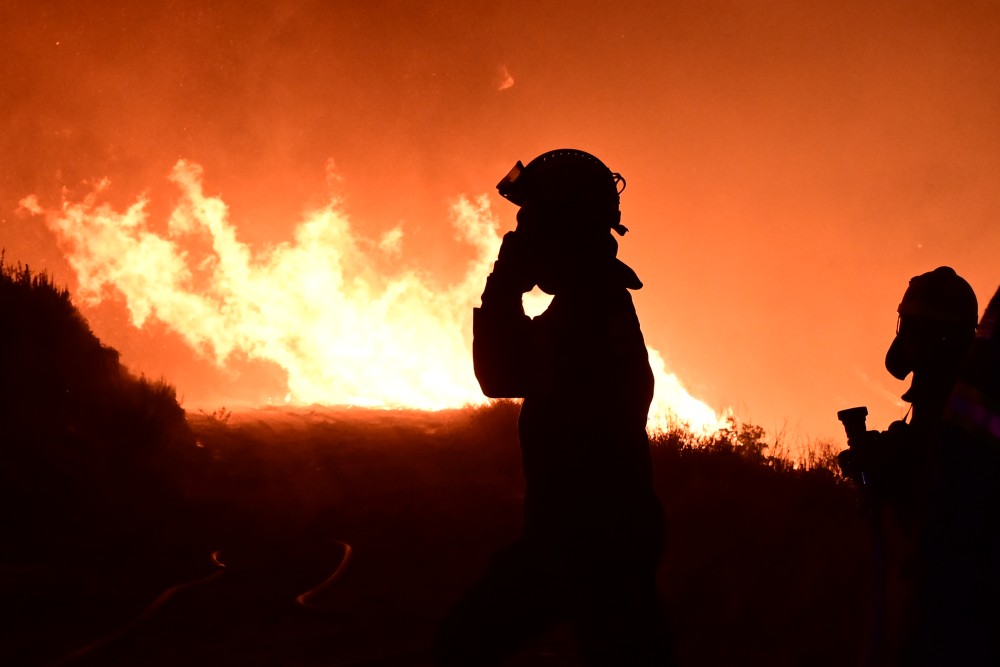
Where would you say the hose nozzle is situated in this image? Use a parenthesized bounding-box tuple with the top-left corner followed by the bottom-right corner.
(837, 406, 869, 443)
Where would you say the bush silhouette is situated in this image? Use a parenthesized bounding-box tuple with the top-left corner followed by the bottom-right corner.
(0, 251, 869, 666)
(0, 253, 202, 557)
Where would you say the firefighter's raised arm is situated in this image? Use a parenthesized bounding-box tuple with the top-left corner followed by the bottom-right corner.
(473, 231, 539, 398)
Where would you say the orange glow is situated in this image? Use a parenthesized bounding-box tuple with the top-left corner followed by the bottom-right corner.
(21, 161, 725, 434)
(6, 2, 998, 444)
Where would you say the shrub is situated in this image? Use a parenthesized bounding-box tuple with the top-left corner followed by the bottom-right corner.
(0, 252, 202, 557)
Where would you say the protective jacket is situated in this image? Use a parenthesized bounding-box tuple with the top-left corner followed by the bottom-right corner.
(473, 260, 663, 559)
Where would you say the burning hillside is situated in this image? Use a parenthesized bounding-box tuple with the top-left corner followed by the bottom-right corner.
(21, 162, 725, 433)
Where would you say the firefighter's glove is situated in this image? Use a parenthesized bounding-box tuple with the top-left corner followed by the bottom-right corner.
(837, 430, 884, 486)
(837, 447, 865, 485)
(482, 232, 536, 305)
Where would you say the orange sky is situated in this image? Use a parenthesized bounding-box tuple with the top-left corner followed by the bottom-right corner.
(2, 0, 998, 443)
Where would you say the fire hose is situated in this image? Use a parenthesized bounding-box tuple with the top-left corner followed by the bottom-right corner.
(295, 540, 353, 609)
(50, 541, 352, 666)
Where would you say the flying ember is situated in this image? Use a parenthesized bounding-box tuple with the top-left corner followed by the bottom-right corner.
(20, 161, 725, 433)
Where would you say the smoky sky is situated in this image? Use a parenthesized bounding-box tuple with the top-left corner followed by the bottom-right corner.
(3, 0, 999, 441)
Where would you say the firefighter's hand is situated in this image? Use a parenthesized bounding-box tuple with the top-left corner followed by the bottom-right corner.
(837, 429, 879, 482)
(837, 447, 866, 484)
(838, 427, 907, 488)
(489, 231, 536, 294)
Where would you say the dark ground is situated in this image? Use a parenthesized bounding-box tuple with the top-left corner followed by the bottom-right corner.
(2, 403, 871, 667)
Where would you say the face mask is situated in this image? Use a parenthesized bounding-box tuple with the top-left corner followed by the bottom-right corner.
(886, 315, 972, 381)
(885, 334, 915, 380)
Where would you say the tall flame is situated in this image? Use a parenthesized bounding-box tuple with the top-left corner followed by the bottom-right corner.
(20, 161, 725, 433)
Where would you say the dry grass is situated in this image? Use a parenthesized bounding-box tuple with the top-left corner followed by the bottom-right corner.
(1, 254, 871, 665)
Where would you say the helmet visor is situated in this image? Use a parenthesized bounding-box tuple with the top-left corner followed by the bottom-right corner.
(496, 161, 527, 206)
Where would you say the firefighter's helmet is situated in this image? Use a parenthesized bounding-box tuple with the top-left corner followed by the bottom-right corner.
(496, 149, 628, 235)
(886, 266, 978, 380)
(897, 266, 978, 330)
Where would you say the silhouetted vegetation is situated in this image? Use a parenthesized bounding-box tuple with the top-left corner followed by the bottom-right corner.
(1, 253, 868, 665)
(0, 254, 204, 557)
(161, 404, 865, 666)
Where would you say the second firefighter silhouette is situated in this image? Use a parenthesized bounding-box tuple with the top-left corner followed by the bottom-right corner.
(435, 150, 672, 666)
(837, 267, 981, 666)
(838, 267, 979, 516)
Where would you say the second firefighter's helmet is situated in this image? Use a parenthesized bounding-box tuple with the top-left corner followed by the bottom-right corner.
(896, 266, 978, 330)
(885, 266, 979, 380)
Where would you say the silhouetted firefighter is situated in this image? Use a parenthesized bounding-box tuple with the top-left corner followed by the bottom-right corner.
(837, 267, 994, 666)
(434, 150, 673, 666)
(903, 283, 1000, 667)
